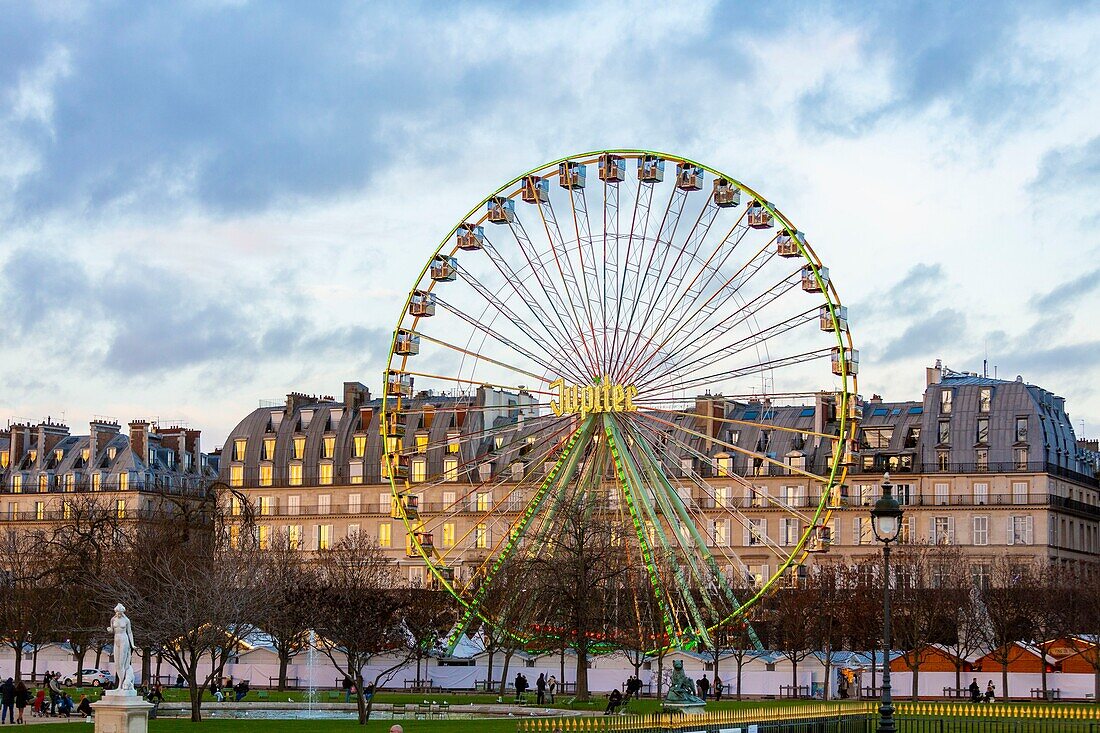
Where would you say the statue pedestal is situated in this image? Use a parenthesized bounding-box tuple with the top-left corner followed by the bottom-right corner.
(661, 702, 706, 716)
(94, 691, 153, 733)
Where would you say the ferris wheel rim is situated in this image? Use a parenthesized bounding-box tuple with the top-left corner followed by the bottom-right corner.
(381, 149, 859, 652)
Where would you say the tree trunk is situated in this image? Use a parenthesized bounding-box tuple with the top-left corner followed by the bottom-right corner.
(354, 670, 367, 724)
(94, 646, 103, 670)
(575, 642, 589, 702)
(1040, 657, 1048, 698)
(11, 644, 21, 682)
(559, 642, 565, 686)
(486, 649, 493, 695)
(823, 657, 832, 701)
(912, 664, 919, 701)
(188, 680, 202, 722)
(76, 646, 88, 687)
(1002, 665, 1008, 702)
(657, 654, 664, 697)
(870, 642, 877, 698)
(792, 659, 798, 693)
(736, 658, 744, 701)
(954, 663, 961, 698)
(278, 651, 290, 691)
(30, 646, 38, 682)
(498, 649, 514, 698)
(142, 647, 151, 686)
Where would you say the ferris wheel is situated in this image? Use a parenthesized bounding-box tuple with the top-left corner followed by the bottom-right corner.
(382, 150, 858, 652)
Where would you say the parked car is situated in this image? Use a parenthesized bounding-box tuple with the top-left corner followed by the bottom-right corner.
(63, 669, 113, 687)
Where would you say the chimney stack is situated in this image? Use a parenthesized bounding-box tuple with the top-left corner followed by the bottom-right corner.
(343, 381, 371, 410)
(128, 421, 150, 466)
(8, 423, 31, 469)
(926, 359, 943, 387)
(35, 419, 70, 464)
(89, 419, 121, 469)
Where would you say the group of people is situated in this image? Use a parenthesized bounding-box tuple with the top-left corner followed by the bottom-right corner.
(532, 673, 558, 704)
(341, 676, 376, 703)
(969, 678, 997, 703)
(695, 674, 722, 700)
(0, 672, 94, 724)
(208, 676, 251, 703)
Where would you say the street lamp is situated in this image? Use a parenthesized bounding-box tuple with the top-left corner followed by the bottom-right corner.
(871, 472, 903, 733)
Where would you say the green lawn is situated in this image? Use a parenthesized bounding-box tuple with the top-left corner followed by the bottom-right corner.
(31, 721, 521, 733)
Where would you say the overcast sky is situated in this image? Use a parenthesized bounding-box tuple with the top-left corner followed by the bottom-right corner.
(1, 1, 1098, 448)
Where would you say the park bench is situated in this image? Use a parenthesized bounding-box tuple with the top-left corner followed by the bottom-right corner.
(779, 684, 812, 699)
(943, 687, 970, 699)
(1031, 688, 1060, 700)
(403, 678, 435, 692)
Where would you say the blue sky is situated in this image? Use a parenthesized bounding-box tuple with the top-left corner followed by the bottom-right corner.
(1, 1, 1098, 446)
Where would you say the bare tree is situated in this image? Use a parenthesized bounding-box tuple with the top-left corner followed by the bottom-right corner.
(978, 557, 1039, 701)
(1067, 564, 1100, 702)
(308, 532, 415, 725)
(1030, 562, 1075, 699)
(891, 542, 955, 700)
(764, 584, 817, 695)
(402, 588, 458, 688)
(806, 563, 849, 701)
(254, 529, 313, 691)
(0, 529, 51, 682)
(103, 512, 262, 721)
(528, 498, 628, 701)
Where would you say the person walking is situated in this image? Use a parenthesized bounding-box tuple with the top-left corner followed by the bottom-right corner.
(697, 675, 710, 700)
(14, 681, 29, 725)
(1, 677, 15, 724)
(969, 678, 980, 703)
(546, 675, 557, 703)
(535, 673, 546, 704)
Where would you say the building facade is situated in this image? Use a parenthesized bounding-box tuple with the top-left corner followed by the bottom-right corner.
(216, 363, 1100, 587)
(0, 416, 219, 528)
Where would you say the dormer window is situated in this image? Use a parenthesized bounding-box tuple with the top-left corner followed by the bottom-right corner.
(54, 449, 64, 463)
(262, 438, 276, 461)
(28, 450, 37, 465)
(979, 387, 992, 413)
(940, 390, 953, 414)
(233, 439, 247, 462)
(292, 436, 306, 460)
(322, 436, 335, 459)
(107, 447, 117, 461)
(353, 435, 367, 458)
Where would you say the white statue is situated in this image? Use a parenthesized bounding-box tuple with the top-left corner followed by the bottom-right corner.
(108, 603, 136, 694)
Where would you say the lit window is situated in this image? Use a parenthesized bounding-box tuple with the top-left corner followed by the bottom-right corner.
(233, 439, 247, 462)
(231, 497, 242, 516)
(318, 524, 333, 551)
(319, 462, 333, 485)
(715, 455, 732, 477)
(62, 501, 72, 520)
(385, 437, 400, 454)
(64, 473, 74, 491)
(353, 435, 367, 458)
(229, 525, 240, 548)
(115, 499, 126, 520)
(978, 388, 992, 413)
(442, 523, 455, 548)
(937, 451, 949, 471)
(293, 436, 306, 460)
(476, 492, 492, 512)
(107, 447, 117, 461)
(322, 436, 335, 459)
(412, 459, 427, 483)
(940, 390, 952, 414)
(263, 438, 276, 461)
(88, 473, 98, 492)
(118, 472, 129, 491)
(258, 497, 273, 516)
(714, 486, 728, 508)
(447, 432, 460, 454)
(54, 449, 63, 463)
(288, 525, 303, 550)
(258, 525, 270, 550)
(475, 523, 488, 549)
(289, 464, 303, 486)
(443, 458, 458, 482)
(0, 454, 7, 470)
(378, 522, 392, 547)
(260, 465, 273, 487)
(972, 516, 988, 546)
(230, 465, 243, 487)
(416, 433, 429, 453)
(34, 501, 45, 520)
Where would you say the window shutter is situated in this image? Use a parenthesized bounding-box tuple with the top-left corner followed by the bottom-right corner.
(1007, 521, 1015, 546)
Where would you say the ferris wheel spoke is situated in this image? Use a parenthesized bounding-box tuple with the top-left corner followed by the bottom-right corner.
(633, 409, 835, 491)
(617, 190, 722, 380)
(495, 213, 598, 375)
(611, 183, 687, 381)
(473, 242, 593, 379)
(630, 301, 817, 391)
(452, 262, 589, 383)
(563, 178, 602, 364)
(450, 419, 594, 636)
(627, 238, 784, 385)
(619, 417, 750, 625)
(625, 415, 810, 554)
(531, 195, 602, 372)
(601, 175, 623, 372)
(611, 178, 656, 372)
(636, 344, 831, 400)
(432, 296, 586, 385)
(405, 329, 554, 386)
